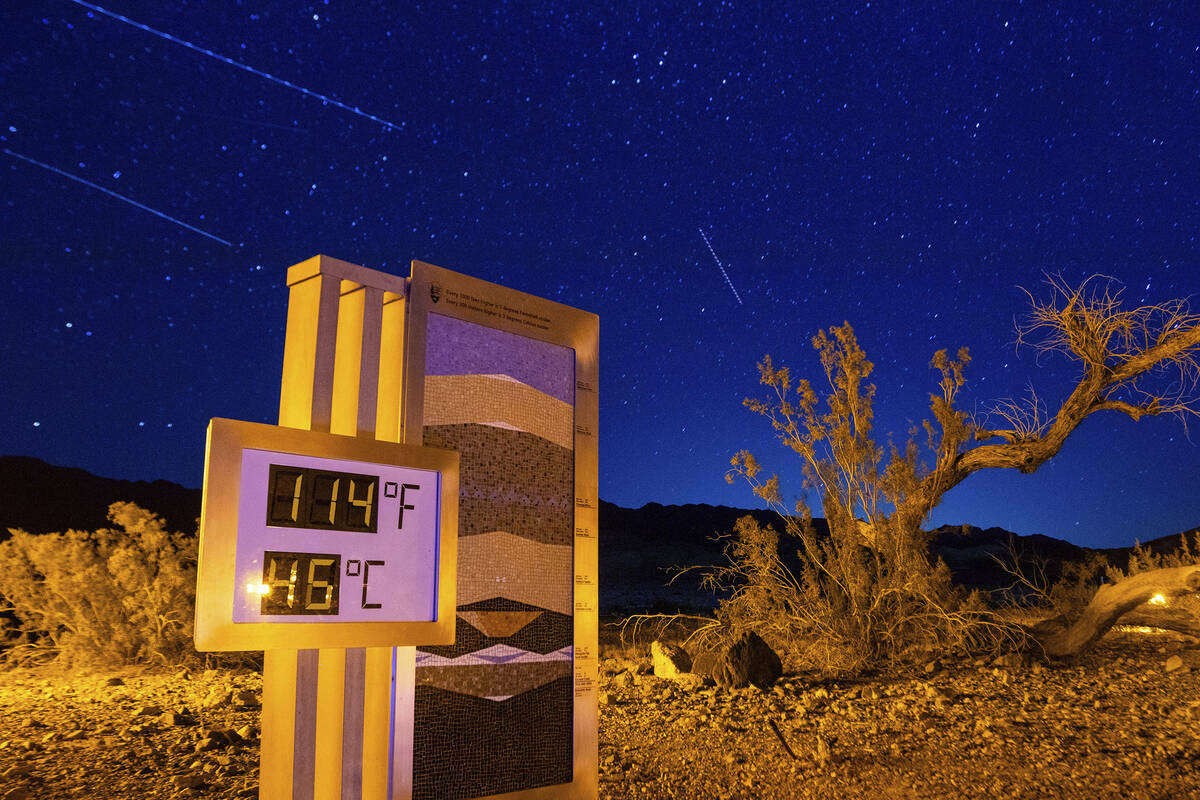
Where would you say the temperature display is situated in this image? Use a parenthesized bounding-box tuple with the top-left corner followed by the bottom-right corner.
(230, 447, 439, 625)
(258, 550, 341, 615)
(266, 464, 379, 532)
(195, 418, 458, 651)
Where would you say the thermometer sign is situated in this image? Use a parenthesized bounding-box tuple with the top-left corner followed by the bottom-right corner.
(195, 418, 459, 651)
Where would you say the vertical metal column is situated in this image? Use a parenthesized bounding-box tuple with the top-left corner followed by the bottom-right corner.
(263, 255, 409, 800)
(368, 288, 407, 800)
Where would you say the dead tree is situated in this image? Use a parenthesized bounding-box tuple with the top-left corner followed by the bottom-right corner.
(917, 275, 1200, 527)
(942, 277, 1200, 655)
(1116, 605, 1200, 640)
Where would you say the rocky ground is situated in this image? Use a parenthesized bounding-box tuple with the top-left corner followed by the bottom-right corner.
(1, 630, 1198, 799)
(0, 666, 261, 799)
(600, 629, 1200, 800)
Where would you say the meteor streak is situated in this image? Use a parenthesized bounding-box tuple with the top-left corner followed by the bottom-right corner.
(698, 228, 743, 305)
(69, 0, 404, 132)
(4, 148, 233, 246)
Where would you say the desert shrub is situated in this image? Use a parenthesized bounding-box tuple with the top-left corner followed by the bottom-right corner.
(1044, 554, 1111, 619)
(699, 514, 1012, 674)
(0, 502, 196, 666)
(1115, 530, 1200, 578)
(717, 325, 1023, 673)
(716, 279, 1200, 668)
(993, 533, 1112, 619)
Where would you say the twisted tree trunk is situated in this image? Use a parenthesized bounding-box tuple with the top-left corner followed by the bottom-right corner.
(1030, 565, 1200, 657)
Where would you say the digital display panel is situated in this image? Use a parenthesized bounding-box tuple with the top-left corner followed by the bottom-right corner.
(232, 447, 440, 625)
(266, 465, 379, 532)
(195, 418, 459, 651)
(258, 550, 341, 615)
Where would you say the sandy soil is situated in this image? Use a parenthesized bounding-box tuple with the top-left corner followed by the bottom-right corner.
(0, 630, 1197, 799)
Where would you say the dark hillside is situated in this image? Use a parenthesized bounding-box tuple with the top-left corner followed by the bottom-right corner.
(0, 456, 201, 537)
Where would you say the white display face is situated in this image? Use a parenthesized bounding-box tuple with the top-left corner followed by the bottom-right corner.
(231, 447, 441, 624)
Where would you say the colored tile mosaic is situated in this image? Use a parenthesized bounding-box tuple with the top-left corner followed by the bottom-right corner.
(425, 313, 575, 404)
(419, 606, 572, 659)
(423, 424, 573, 545)
(424, 374, 573, 449)
(416, 644, 573, 668)
(458, 609, 544, 638)
(412, 678, 573, 800)
(415, 660, 571, 700)
(452, 531, 573, 614)
(415, 314, 575, 799)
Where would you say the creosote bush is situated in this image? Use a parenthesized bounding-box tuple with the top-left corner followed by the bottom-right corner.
(713, 325, 1018, 674)
(0, 502, 196, 667)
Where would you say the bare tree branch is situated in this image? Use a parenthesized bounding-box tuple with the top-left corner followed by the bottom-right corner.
(1092, 399, 1160, 421)
(734, 275, 1200, 666)
(911, 276, 1200, 501)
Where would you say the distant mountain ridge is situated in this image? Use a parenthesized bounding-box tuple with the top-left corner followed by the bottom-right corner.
(0, 456, 202, 537)
(2, 456, 1195, 613)
(597, 502, 1199, 611)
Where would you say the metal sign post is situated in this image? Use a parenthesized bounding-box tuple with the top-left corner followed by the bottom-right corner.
(200, 255, 598, 800)
(264, 257, 414, 800)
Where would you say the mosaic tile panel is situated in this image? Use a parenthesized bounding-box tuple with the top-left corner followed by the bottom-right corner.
(415, 661, 572, 700)
(458, 610, 544, 638)
(414, 313, 574, 800)
(412, 679, 573, 800)
(454, 531, 573, 614)
(425, 313, 574, 403)
(419, 605, 572, 660)
(416, 643, 573, 668)
(422, 424, 572, 545)
(424, 374, 573, 449)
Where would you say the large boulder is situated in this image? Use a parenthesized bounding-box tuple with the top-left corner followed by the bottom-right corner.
(711, 631, 782, 689)
(690, 649, 721, 681)
(650, 640, 693, 680)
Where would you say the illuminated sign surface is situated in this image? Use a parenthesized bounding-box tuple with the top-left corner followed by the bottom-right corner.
(401, 261, 599, 800)
(232, 448, 440, 623)
(195, 418, 458, 651)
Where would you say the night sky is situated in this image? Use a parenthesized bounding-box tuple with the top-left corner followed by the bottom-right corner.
(3, 2, 1198, 549)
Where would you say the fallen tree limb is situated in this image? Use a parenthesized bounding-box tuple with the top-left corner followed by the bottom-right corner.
(1115, 606, 1200, 639)
(1030, 565, 1200, 657)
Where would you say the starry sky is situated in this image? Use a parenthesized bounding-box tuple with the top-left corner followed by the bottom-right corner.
(3, 1, 1198, 549)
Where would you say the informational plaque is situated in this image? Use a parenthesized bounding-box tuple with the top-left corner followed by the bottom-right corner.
(398, 261, 599, 800)
(195, 417, 459, 651)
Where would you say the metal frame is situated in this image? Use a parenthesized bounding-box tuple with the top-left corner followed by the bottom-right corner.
(195, 417, 460, 651)
(400, 260, 599, 800)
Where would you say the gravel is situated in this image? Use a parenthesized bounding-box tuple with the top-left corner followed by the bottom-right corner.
(599, 631, 1200, 799)
(0, 666, 260, 799)
(1, 630, 1197, 799)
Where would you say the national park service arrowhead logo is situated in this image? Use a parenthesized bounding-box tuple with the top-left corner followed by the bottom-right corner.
(430, 284, 442, 303)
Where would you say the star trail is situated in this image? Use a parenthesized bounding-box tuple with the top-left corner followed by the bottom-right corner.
(69, 0, 405, 132)
(698, 227, 743, 306)
(4, 148, 233, 246)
